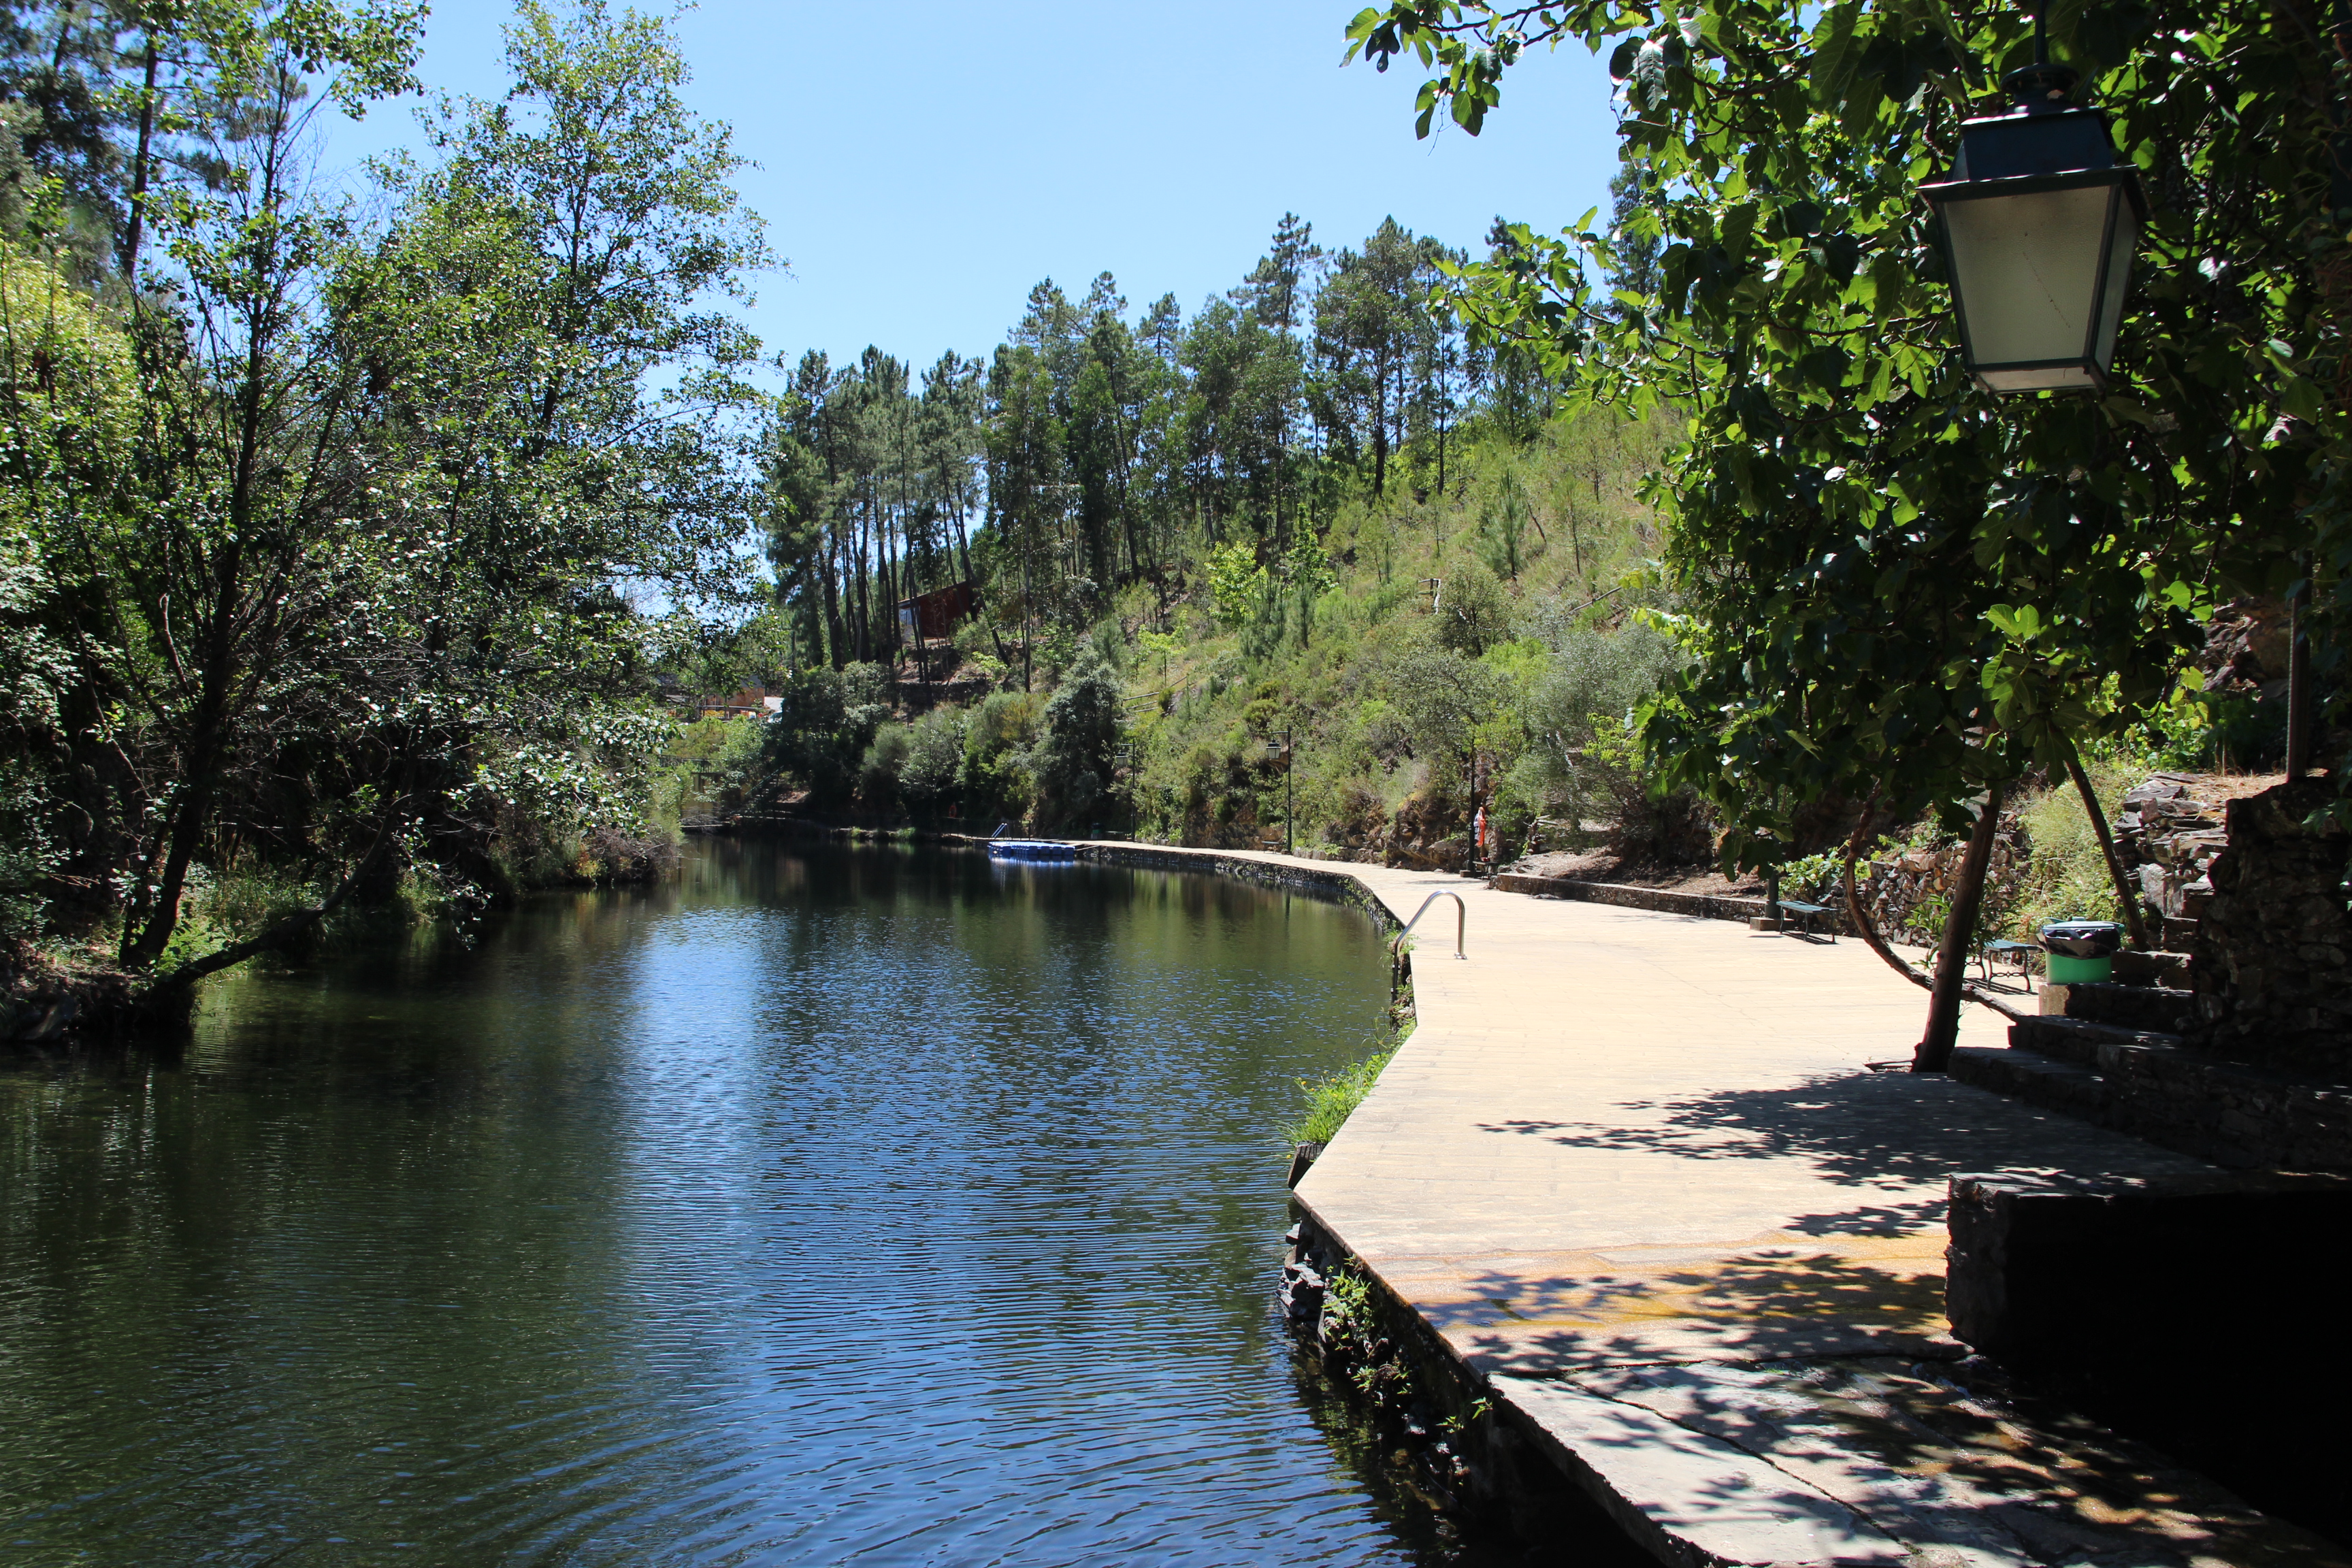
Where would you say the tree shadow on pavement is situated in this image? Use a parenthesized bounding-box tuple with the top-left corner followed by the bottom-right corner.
(1475, 1068, 2184, 1217)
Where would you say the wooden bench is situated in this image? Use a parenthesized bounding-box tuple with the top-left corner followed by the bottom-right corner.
(1771, 900, 1837, 942)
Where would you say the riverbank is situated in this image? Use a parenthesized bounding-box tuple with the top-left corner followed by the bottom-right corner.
(1077, 842, 2347, 1568)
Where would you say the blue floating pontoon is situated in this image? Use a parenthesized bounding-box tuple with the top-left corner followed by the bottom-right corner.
(987, 838, 1080, 863)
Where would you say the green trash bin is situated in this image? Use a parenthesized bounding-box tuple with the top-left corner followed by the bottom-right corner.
(2045, 951, 2113, 984)
(2040, 919, 2125, 984)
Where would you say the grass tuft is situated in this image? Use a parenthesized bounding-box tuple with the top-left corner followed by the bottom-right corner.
(1284, 1034, 1402, 1146)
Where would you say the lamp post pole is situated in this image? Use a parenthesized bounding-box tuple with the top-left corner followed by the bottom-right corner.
(1267, 729, 1294, 855)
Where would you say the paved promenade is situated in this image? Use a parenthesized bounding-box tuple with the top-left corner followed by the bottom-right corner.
(1092, 846, 2344, 1568)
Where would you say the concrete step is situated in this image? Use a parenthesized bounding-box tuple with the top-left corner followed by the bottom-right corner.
(1493, 1357, 2352, 1568)
(1949, 1043, 2114, 1119)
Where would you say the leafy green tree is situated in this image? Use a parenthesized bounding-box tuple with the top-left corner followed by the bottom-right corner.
(48, 0, 428, 975)
(961, 688, 1040, 818)
(1388, 643, 1511, 793)
(898, 705, 966, 815)
(1340, 0, 2314, 1064)
(858, 723, 911, 812)
(0, 0, 768, 986)
(1030, 660, 1120, 826)
(301, 0, 766, 947)
(1507, 618, 1685, 843)
(1432, 561, 1509, 657)
(763, 664, 889, 808)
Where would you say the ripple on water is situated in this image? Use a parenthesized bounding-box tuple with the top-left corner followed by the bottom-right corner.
(0, 843, 1497, 1566)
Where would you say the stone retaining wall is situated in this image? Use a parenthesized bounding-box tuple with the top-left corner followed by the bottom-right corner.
(2188, 777, 2352, 1081)
(1945, 1167, 2352, 1537)
(1845, 823, 2028, 947)
(1076, 844, 1402, 934)
(1488, 873, 1782, 927)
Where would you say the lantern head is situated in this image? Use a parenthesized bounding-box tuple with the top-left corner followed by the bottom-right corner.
(1919, 61, 2147, 395)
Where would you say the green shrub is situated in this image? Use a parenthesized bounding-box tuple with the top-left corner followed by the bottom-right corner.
(962, 689, 1042, 817)
(2004, 768, 2131, 935)
(1030, 662, 1121, 826)
(1285, 1039, 1398, 1146)
(859, 725, 912, 810)
(900, 706, 967, 813)
(0, 760, 56, 940)
(1433, 563, 1511, 657)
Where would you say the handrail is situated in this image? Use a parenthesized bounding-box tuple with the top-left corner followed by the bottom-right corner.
(1393, 891, 1467, 961)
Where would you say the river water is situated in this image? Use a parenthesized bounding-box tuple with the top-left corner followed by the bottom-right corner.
(0, 841, 1483, 1566)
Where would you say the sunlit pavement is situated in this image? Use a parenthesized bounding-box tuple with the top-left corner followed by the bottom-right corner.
(1088, 845, 2345, 1568)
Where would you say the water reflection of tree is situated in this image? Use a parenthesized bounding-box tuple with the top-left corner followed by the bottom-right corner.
(0, 843, 1401, 1559)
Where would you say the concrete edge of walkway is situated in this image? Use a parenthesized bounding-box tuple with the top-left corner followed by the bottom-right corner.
(1070, 838, 2349, 1568)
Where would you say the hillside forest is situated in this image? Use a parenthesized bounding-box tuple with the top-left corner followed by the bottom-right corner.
(0, 0, 2286, 1022)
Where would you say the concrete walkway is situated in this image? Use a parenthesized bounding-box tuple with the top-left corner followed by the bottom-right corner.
(1092, 846, 2345, 1568)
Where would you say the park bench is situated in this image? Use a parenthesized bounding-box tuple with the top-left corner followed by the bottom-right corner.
(1770, 900, 1837, 942)
(1979, 938, 2038, 987)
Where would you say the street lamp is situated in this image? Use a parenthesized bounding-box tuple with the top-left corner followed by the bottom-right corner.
(1265, 729, 1293, 855)
(1918, 36, 2146, 395)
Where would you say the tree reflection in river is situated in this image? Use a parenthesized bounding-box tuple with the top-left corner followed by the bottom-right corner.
(0, 840, 1516, 1566)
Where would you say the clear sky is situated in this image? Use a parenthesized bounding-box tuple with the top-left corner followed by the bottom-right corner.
(321, 1, 1624, 374)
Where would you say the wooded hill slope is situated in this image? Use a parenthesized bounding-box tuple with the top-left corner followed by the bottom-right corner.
(693, 397, 1690, 865)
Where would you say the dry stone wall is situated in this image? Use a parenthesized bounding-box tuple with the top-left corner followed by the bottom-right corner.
(1842, 821, 2027, 947)
(1820, 774, 2261, 953)
(2112, 774, 2227, 949)
(2187, 778, 2352, 1083)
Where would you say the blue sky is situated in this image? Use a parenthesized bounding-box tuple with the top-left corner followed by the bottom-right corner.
(321, 1, 1624, 372)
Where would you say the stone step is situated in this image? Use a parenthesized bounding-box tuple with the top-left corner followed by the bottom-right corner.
(2110, 949, 2191, 988)
(1948, 1043, 2113, 1118)
(2055, 981, 2195, 1034)
(1951, 1028, 2352, 1170)
(2009, 1013, 2181, 1065)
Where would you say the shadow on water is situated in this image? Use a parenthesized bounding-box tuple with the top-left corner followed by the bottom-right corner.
(0, 838, 1608, 1567)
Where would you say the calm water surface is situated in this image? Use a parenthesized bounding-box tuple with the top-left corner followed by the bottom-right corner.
(0, 843, 1477, 1565)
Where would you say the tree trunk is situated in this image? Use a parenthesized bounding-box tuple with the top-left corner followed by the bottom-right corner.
(122, 37, 159, 276)
(819, 523, 843, 668)
(819, 521, 845, 668)
(881, 491, 901, 663)
(1435, 404, 1448, 498)
(148, 810, 405, 990)
(2062, 744, 2149, 949)
(1842, 787, 1928, 991)
(1914, 781, 2006, 1073)
(851, 500, 872, 662)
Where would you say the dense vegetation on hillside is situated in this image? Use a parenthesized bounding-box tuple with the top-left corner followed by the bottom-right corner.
(697, 204, 1694, 864)
(700, 392, 1682, 862)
